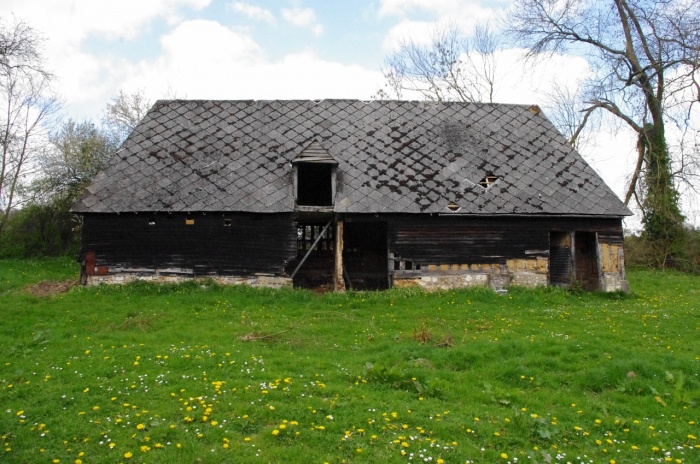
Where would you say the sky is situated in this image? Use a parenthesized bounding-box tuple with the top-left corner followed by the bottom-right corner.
(4, 0, 687, 229)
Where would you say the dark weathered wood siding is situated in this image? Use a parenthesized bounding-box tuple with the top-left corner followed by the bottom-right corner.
(346, 214, 624, 266)
(80, 213, 297, 276)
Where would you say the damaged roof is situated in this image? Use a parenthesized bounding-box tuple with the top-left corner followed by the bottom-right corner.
(73, 99, 631, 216)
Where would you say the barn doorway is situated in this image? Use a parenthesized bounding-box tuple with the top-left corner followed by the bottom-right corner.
(343, 222, 389, 290)
(289, 221, 335, 290)
(549, 231, 572, 287)
(574, 232, 601, 291)
(549, 231, 601, 290)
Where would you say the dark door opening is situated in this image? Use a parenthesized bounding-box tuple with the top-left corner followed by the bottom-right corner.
(549, 231, 572, 287)
(343, 222, 388, 290)
(549, 231, 601, 290)
(574, 231, 600, 291)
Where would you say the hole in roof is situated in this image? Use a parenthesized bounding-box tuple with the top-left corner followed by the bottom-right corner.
(478, 175, 499, 188)
(446, 202, 461, 212)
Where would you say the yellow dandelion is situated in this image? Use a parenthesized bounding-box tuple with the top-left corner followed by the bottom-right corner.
(124, 452, 133, 459)
(136, 424, 145, 430)
(272, 429, 280, 436)
(501, 452, 508, 459)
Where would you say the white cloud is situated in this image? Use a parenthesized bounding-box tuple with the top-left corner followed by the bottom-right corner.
(229, 1, 276, 24)
(382, 20, 435, 51)
(114, 20, 379, 102)
(3, 0, 212, 117)
(5, 0, 210, 44)
(281, 7, 324, 36)
(379, 0, 468, 17)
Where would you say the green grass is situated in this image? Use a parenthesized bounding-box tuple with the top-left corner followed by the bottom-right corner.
(0, 261, 698, 464)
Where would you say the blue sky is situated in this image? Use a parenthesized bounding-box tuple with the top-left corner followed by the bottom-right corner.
(3, 0, 662, 226)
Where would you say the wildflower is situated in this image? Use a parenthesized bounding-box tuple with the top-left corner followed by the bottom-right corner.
(136, 424, 145, 430)
(501, 453, 508, 459)
(272, 429, 280, 436)
(109, 443, 116, 449)
(124, 452, 133, 459)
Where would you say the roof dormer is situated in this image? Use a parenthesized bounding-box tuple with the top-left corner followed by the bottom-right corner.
(292, 141, 338, 211)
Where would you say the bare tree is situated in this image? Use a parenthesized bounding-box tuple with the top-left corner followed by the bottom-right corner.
(102, 89, 152, 144)
(378, 22, 500, 103)
(543, 83, 599, 150)
(0, 17, 59, 234)
(507, 0, 700, 266)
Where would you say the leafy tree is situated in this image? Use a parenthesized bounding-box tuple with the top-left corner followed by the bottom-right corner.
(378, 22, 499, 103)
(0, 16, 59, 235)
(507, 0, 700, 267)
(32, 119, 116, 204)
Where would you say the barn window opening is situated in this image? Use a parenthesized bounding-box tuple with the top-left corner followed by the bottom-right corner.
(478, 175, 499, 188)
(296, 163, 334, 206)
(223, 218, 232, 227)
(392, 255, 420, 271)
(446, 201, 460, 212)
(185, 217, 195, 225)
(297, 223, 335, 252)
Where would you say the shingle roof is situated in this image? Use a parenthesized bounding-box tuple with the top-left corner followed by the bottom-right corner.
(73, 99, 631, 216)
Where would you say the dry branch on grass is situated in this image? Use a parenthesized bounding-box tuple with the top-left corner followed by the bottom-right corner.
(238, 329, 291, 342)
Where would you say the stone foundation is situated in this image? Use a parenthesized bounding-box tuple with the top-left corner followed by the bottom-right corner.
(85, 269, 292, 289)
(393, 269, 548, 292)
(600, 273, 630, 293)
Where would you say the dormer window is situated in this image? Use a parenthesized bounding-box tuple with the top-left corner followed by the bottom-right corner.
(297, 163, 333, 206)
(293, 141, 337, 209)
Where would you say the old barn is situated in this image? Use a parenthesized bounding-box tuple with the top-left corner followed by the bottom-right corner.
(72, 99, 631, 292)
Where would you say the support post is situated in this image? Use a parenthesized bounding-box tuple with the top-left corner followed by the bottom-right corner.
(334, 218, 346, 291)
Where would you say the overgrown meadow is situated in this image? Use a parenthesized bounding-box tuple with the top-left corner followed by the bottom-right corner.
(1, 259, 698, 464)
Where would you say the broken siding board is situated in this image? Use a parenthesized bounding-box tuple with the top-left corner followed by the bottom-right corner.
(80, 213, 297, 276)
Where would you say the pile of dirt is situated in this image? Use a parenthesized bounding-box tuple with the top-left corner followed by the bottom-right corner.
(25, 280, 77, 297)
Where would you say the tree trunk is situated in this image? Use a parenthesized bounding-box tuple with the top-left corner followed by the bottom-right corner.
(640, 123, 685, 267)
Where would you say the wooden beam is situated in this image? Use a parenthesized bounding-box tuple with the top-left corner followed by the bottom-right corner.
(334, 219, 346, 291)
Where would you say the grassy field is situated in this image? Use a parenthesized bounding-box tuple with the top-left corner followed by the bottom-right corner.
(0, 259, 698, 464)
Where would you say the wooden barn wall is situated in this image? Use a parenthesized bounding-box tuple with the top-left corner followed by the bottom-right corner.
(347, 215, 624, 266)
(80, 213, 297, 276)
